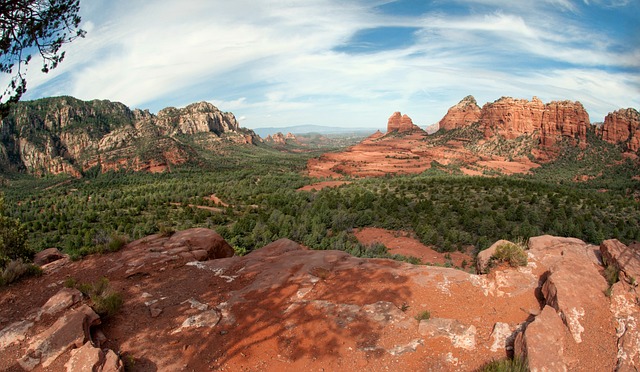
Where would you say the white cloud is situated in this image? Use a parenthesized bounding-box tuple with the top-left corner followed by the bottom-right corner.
(14, 0, 639, 129)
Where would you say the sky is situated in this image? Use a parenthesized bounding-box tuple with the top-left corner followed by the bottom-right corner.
(11, 0, 640, 129)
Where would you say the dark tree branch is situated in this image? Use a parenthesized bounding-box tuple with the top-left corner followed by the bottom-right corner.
(0, 0, 85, 116)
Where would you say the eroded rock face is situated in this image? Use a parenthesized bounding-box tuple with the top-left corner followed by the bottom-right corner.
(156, 102, 239, 136)
(19, 304, 100, 370)
(438, 95, 482, 131)
(34, 248, 66, 266)
(387, 112, 423, 133)
(601, 108, 640, 152)
(0, 97, 258, 176)
(600, 239, 640, 370)
(0, 232, 630, 371)
(515, 305, 567, 371)
(479, 97, 590, 146)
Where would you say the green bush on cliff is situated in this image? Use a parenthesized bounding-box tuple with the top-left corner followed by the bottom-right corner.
(491, 241, 528, 267)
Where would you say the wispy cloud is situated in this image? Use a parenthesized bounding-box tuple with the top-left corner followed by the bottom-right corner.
(17, 0, 640, 128)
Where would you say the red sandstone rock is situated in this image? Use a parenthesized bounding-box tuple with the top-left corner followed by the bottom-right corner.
(601, 108, 640, 152)
(34, 247, 66, 266)
(438, 95, 482, 131)
(387, 112, 423, 133)
(601, 239, 640, 282)
(19, 304, 100, 370)
(38, 288, 83, 319)
(541, 100, 590, 147)
(476, 239, 512, 274)
(514, 305, 567, 371)
(479, 97, 590, 148)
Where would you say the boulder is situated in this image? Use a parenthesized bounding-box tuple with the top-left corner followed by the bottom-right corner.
(601, 239, 640, 370)
(476, 239, 513, 274)
(19, 304, 100, 370)
(34, 248, 66, 266)
(64, 341, 124, 372)
(164, 228, 234, 260)
(38, 288, 83, 319)
(65, 341, 104, 372)
(600, 239, 640, 283)
(530, 236, 609, 343)
(514, 305, 567, 371)
(609, 281, 640, 370)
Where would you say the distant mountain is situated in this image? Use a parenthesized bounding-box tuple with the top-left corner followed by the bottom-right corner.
(309, 96, 639, 179)
(252, 125, 380, 137)
(0, 96, 259, 176)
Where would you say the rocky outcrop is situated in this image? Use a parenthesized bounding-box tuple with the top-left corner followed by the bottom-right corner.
(0, 97, 259, 176)
(19, 304, 101, 370)
(438, 95, 481, 131)
(387, 112, 423, 133)
(514, 305, 567, 371)
(600, 239, 640, 370)
(0, 231, 634, 371)
(264, 132, 296, 145)
(479, 97, 591, 146)
(601, 108, 640, 152)
(476, 239, 511, 274)
(156, 102, 239, 136)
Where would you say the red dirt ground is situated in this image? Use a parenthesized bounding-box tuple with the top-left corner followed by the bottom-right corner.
(306, 131, 540, 179)
(354, 228, 473, 268)
(0, 232, 622, 372)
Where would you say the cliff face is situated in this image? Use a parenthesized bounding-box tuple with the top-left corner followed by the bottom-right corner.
(438, 95, 482, 131)
(387, 112, 423, 133)
(601, 108, 640, 152)
(0, 97, 259, 176)
(439, 96, 594, 153)
(478, 97, 590, 147)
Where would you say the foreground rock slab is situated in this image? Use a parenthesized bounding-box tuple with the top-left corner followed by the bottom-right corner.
(0, 232, 632, 371)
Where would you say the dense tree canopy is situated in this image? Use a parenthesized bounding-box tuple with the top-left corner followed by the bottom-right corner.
(0, 0, 85, 113)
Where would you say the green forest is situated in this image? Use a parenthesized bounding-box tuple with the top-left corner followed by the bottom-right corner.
(1, 138, 639, 267)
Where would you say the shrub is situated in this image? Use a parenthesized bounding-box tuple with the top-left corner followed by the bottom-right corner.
(105, 234, 128, 252)
(415, 310, 431, 321)
(479, 356, 528, 372)
(0, 259, 42, 286)
(158, 224, 175, 237)
(604, 264, 619, 287)
(0, 197, 31, 267)
(70, 277, 123, 318)
(491, 241, 528, 267)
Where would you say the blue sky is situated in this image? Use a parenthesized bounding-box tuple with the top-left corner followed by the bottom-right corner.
(10, 0, 640, 129)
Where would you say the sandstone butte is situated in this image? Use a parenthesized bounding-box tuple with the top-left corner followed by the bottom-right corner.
(439, 95, 640, 152)
(438, 95, 482, 131)
(601, 108, 640, 152)
(387, 112, 424, 133)
(1, 228, 640, 371)
(265, 132, 297, 145)
(0, 97, 260, 177)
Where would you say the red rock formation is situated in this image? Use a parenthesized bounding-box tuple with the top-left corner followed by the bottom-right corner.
(479, 97, 546, 139)
(387, 112, 423, 133)
(438, 95, 482, 131)
(266, 132, 287, 145)
(541, 100, 590, 147)
(479, 96, 590, 147)
(601, 108, 640, 152)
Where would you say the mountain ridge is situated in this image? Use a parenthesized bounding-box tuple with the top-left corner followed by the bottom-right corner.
(0, 96, 259, 176)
